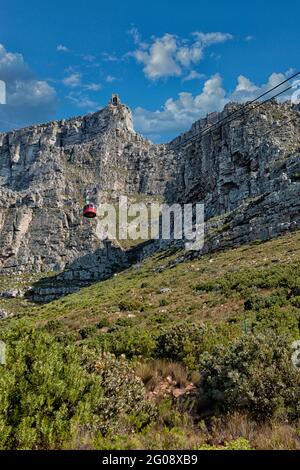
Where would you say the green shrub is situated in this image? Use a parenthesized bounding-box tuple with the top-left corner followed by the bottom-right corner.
(154, 322, 240, 370)
(111, 317, 134, 329)
(118, 299, 142, 311)
(0, 325, 103, 449)
(152, 314, 169, 324)
(291, 296, 300, 308)
(0, 325, 156, 448)
(156, 397, 188, 428)
(79, 325, 98, 339)
(155, 324, 205, 366)
(93, 353, 156, 434)
(81, 332, 110, 352)
(252, 307, 300, 338)
(96, 319, 110, 329)
(44, 319, 63, 333)
(244, 293, 287, 311)
(195, 264, 300, 297)
(225, 438, 252, 450)
(109, 327, 156, 359)
(200, 332, 300, 421)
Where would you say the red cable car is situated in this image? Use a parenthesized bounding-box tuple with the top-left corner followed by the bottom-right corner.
(83, 203, 97, 218)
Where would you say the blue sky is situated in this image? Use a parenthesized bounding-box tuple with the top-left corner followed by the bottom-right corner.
(0, 0, 299, 142)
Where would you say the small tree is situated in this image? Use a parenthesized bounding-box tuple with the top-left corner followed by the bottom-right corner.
(0, 325, 103, 449)
(200, 332, 300, 421)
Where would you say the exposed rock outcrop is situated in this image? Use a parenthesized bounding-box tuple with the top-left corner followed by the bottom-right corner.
(0, 96, 299, 288)
(0, 97, 175, 274)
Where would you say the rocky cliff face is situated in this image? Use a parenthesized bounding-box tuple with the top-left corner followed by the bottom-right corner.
(0, 96, 299, 282)
(0, 98, 175, 274)
(168, 101, 300, 213)
(164, 100, 300, 257)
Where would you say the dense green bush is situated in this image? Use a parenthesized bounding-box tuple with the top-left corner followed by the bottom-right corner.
(110, 317, 134, 330)
(108, 327, 156, 359)
(0, 325, 103, 449)
(43, 319, 63, 333)
(0, 325, 154, 449)
(155, 322, 240, 370)
(252, 307, 300, 338)
(155, 324, 206, 366)
(244, 293, 287, 311)
(79, 325, 98, 339)
(96, 318, 110, 329)
(200, 332, 300, 421)
(118, 298, 143, 311)
(195, 264, 300, 297)
(93, 353, 156, 434)
(290, 296, 300, 308)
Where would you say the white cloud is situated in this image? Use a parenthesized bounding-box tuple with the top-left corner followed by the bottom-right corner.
(128, 27, 141, 45)
(133, 71, 293, 141)
(134, 74, 227, 136)
(233, 75, 259, 96)
(0, 43, 57, 130)
(0, 44, 31, 82)
(231, 72, 291, 102)
(133, 34, 181, 80)
(127, 27, 148, 49)
(245, 35, 256, 42)
(176, 45, 203, 67)
(81, 54, 96, 62)
(84, 82, 102, 91)
(0, 79, 6, 104)
(192, 32, 233, 46)
(63, 72, 82, 87)
(67, 91, 98, 109)
(57, 44, 69, 52)
(8, 80, 56, 107)
(106, 75, 117, 82)
(62, 72, 101, 91)
(131, 31, 233, 80)
(210, 52, 221, 61)
(102, 52, 119, 62)
(183, 70, 205, 82)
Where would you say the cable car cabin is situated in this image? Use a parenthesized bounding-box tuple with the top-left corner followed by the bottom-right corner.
(83, 204, 97, 219)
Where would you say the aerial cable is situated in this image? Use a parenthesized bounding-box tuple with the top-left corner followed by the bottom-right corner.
(183, 83, 295, 147)
(199, 83, 294, 140)
(200, 71, 300, 137)
(171, 71, 300, 149)
(188, 72, 299, 143)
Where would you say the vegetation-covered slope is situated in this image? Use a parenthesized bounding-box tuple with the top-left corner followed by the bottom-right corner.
(0, 230, 300, 449)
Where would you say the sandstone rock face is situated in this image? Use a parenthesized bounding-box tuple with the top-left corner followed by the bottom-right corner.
(0, 97, 299, 283)
(165, 100, 300, 256)
(168, 101, 300, 214)
(0, 98, 175, 274)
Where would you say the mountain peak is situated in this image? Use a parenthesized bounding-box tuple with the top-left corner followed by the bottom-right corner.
(104, 93, 134, 132)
